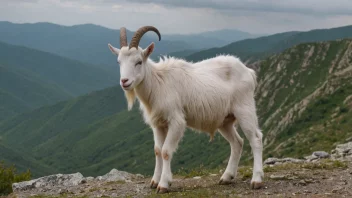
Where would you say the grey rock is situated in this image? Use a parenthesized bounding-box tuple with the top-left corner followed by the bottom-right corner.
(332, 185, 344, 193)
(304, 155, 318, 162)
(264, 157, 304, 165)
(344, 149, 352, 154)
(80, 178, 87, 184)
(12, 180, 36, 191)
(304, 179, 314, 183)
(288, 176, 298, 180)
(86, 176, 95, 181)
(281, 157, 304, 163)
(135, 174, 144, 179)
(331, 142, 352, 160)
(337, 181, 347, 185)
(95, 176, 103, 181)
(313, 151, 330, 158)
(270, 174, 287, 180)
(12, 173, 84, 192)
(264, 157, 279, 165)
(96, 169, 133, 182)
(58, 189, 69, 194)
(299, 180, 307, 185)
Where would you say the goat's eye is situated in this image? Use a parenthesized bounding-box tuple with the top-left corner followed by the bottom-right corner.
(135, 61, 142, 66)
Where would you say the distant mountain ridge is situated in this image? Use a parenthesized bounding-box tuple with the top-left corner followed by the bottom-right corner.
(0, 21, 192, 68)
(0, 21, 262, 67)
(185, 25, 352, 62)
(163, 28, 260, 49)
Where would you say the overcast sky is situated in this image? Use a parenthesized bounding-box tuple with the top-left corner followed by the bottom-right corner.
(1, 0, 352, 35)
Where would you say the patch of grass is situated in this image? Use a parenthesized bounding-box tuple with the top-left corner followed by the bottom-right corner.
(88, 187, 99, 192)
(105, 180, 126, 185)
(176, 164, 217, 178)
(30, 195, 89, 198)
(302, 159, 348, 170)
(146, 188, 222, 198)
(264, 159, 348, 173)
(237, 166, 252, 180)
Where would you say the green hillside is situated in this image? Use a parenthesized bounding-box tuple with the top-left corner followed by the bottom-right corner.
(0, 143, 56, 177)
(0, 41, 120, 120)
(0, 41, 118, 96)
(0, 64, 70, 120)
(186, 25, 352, 62)
(254, 39, 352, 158)
(0, 39, 351, 179)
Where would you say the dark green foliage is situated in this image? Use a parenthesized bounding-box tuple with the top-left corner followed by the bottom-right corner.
(0, 162, 31, 196)
(0, 144, 56, 177)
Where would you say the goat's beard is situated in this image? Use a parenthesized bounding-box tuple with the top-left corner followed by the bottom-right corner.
(125, 89, 136, 111)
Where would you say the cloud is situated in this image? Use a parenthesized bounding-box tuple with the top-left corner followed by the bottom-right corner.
(126, 0, 352, 16)
(1, 0, 352, 35)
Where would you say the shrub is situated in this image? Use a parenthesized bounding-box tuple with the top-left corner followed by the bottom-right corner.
(0, 162, 31, 196)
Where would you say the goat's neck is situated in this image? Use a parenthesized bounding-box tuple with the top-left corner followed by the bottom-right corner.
(134, 60, 159, 113)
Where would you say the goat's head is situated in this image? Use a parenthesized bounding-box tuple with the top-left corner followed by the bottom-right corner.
(108, 26, 161, 91)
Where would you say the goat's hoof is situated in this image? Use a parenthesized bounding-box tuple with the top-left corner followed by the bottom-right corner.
(250, 181, 264, 189)
(218, 179, 233, 185)
(156, 186, 169, 194)
(150, 180, 158, 189)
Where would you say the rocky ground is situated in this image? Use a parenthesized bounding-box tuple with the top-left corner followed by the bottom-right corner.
(7, 142, 352, 198)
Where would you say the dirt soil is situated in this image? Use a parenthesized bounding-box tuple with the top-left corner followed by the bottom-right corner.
(9, 161, 352, 198)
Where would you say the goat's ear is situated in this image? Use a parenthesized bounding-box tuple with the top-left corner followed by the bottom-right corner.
(143, 42, 154, 59)
(108, 43, 119, 55)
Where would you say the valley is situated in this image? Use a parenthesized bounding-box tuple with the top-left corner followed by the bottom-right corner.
(0, 23, 351, 182)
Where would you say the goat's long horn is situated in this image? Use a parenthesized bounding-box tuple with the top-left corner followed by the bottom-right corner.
(129, 26, 161, 49)
(120, 27, 128, 48)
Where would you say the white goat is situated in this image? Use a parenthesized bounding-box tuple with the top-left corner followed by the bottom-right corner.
(108, 26, 264, 194)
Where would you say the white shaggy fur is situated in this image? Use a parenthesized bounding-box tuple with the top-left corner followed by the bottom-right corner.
(108, 42, 264, 192)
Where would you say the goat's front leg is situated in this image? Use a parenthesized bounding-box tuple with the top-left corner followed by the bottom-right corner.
(157, 116, 186, 194)
(150, 126, 166, 189)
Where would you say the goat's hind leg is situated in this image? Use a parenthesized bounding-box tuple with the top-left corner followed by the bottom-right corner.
(234, 101, 264, 189)
(218, 115, 244, 185)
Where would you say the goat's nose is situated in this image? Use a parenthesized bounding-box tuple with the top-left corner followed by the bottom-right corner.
(121, 78, 129, 84)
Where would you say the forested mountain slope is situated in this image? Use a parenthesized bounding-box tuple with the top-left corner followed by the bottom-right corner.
(0, 39, 351, 178)
(0, 41, 118, 120)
